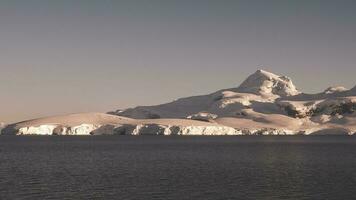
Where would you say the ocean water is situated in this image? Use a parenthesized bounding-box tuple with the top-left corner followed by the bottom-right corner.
(0, 136, 355, 200)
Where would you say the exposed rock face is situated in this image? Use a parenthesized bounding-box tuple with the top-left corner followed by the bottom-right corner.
(1, 124, 17, 135)
(240, 128, 297, 135)
(278, 97, 356, 118)
(106, 109, 124, 115)
(115, 108, 161, 119)
(187, 112, 218, 122)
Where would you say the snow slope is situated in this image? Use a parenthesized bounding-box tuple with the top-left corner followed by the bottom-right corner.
(111, 70, 298, 119)
(2, 70, 355, 135)
(109, 69, 355, 135)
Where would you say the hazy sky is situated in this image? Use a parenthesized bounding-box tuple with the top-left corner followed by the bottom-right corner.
(1, 0, 355, 123)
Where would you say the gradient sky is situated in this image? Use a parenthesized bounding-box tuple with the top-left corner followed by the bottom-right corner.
(1, 0, 355, 123)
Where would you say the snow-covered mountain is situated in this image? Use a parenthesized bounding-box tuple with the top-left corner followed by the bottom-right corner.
(110, 70, 299, 119)
(109, 69, 356, 135)
(112, 70, 355, 118)
(2, 70, 355, 135)
(236, 69, 300, 96)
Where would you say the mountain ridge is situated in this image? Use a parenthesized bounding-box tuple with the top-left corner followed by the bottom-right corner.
(2, 69, 355, 135)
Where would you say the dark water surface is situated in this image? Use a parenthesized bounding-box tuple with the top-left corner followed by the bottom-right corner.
(0, 136, 355, 200)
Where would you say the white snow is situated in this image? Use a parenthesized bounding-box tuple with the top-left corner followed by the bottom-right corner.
(0, 122, 6, 133)
(324, 86, 348, 94)
(19, 125, 58, 135)
(2, 70, 355, 136)
(236, 69, 300, 96)
(12, 123, 242, 136)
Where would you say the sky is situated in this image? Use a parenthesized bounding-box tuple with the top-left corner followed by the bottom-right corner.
(0, 0, 355, 123)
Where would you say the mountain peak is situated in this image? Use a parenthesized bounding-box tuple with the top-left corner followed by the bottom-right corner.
(236, 69, 300, 96)
(323, 86, 348, 94)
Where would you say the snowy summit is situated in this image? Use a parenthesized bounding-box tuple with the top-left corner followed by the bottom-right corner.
(2, 70, 355, 135)
(236, 69, 300, 96)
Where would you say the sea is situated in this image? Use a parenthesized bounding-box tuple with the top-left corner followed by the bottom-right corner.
(0, 136, 355, 200)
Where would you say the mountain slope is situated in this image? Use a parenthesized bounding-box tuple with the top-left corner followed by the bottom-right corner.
(108, 69, 355, 135)
(112, 70, 301, 119)
(2, 70, 355, 135)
